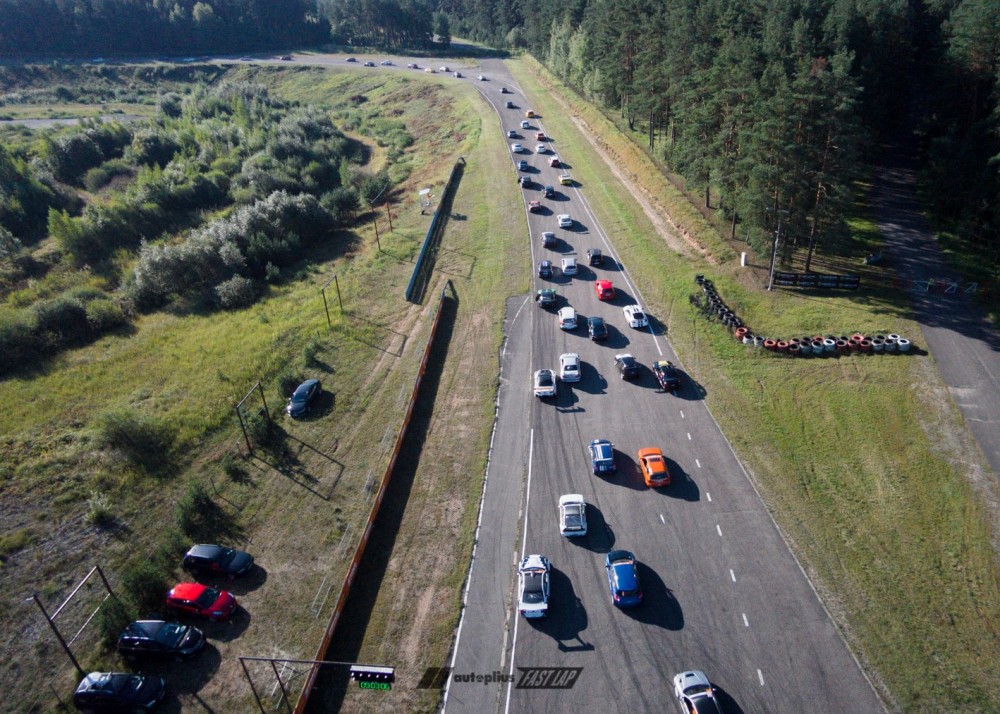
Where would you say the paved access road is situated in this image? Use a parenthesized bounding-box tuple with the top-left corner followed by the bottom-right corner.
(445, 59, 884, 714)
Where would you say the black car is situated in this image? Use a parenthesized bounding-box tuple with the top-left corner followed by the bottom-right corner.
(543, 185, 555, 198)
(652, 360, 681, 392)
(614, 353, 640, 380)
(74, 672, 165, 712)
(588, 316, 608, 341)
(519, 175, 531, 187)
(183, 544, 254, 578)
(587, 248, 603, 266)
(286, 378, 321, 417)
(501, 87, 510, 94)
(538, 260, 553, 279)
(118, 620, 205, 660)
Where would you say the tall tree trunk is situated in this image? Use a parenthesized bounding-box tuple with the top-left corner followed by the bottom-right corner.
(649, 109, 654, 148)
(730, 204, 738, 240)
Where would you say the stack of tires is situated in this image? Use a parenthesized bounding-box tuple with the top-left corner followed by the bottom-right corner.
(694, 275, 913, 356)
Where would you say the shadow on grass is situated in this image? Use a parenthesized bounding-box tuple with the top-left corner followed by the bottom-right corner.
(248, 423, 344, 501)
(304, 292, 459, 713)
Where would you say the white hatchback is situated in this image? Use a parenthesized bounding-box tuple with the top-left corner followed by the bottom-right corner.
(561, 257, 577, 276)
(557, 214, 572, 228)
(558, 306, 577, 330)
(559, 352, 581, 382)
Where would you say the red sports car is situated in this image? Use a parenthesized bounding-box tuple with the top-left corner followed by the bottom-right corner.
(166, 583, 237, 621)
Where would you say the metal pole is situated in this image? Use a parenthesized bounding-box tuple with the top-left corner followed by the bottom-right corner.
(322, 288, 331, 328)
(237, 408, 253, 455)
(239, 657, 268, 714)
(30, 594, 84, 677)
(767, 210, 788, 292)
(385, 200, 393, 232)
(372, 212, 381, 252)
(95, 565, 115, 599)
(270, 660, 293, 713)
(334, 275, 343, 312)
(256, 382, 270, 422)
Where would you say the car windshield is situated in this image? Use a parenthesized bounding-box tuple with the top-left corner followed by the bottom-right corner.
(646, 455, 665, 468)
(538, 373, 553, 387)
(194, 588, 221, 608)
(154, 622, 187, 647)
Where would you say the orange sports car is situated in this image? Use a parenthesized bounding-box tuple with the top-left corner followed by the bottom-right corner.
(638, 447, 670, 487)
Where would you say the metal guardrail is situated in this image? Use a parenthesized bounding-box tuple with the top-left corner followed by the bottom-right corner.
(405, 158, 465, 303)
(294, 280, 456, 713)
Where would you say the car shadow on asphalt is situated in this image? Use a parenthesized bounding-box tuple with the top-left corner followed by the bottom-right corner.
(603, 327, 630, 350)
(572, 361, 608, 395)
(660, 460, 700, 501)
(645, 314, 668, 336)
(573, 503, 615, 552)
(605, 454, 647, 492)
(622, 563, 684, 630)
(714, 685, 747, 714)
(528, 567, 595, 652)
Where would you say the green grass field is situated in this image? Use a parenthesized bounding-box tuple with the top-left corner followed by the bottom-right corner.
(509, 56, 1000, 712)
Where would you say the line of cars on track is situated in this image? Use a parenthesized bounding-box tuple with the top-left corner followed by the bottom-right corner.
(72, 544, 255, 712)
(505, 82, 726, 714)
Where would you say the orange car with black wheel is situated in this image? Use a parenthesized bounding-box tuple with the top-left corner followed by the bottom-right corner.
(638, 447, 670, 487)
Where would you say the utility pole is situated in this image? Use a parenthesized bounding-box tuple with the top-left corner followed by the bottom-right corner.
(767, 209, 789, 291)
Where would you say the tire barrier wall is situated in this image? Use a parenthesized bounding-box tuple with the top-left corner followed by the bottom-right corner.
(405, 158, 466, 304)
(294, 280, 456, 714)
(694, 274, 915, 356)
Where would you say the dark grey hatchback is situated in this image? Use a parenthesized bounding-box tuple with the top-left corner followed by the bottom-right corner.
(183, 544, 254, 578)
(74, 672, 165, 712)
(286, 378, 321, 417)
(118, 620, 205, 660)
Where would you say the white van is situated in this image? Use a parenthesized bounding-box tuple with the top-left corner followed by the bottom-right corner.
(561, 257, 577, 276)
(558, 306, 577, 330)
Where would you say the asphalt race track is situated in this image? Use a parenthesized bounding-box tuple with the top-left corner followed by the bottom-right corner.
(443, 58, 885, 714)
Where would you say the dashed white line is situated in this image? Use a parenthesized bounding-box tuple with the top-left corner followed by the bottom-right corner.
(758, 669, 765, 686)
(679, 410, 685, 418)
(716, 524, 723, 537)
(730, 569, 736, 582)
(659, 514, 665, 524)
(742, 613, 749, 627)
(706, 492, 712, 502)
(687, 433, 692, 440)
(695, 459, 701, 468)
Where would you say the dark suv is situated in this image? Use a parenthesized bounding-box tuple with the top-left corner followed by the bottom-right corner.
(118, 620, 205, 660)
(614, 353, 640, 380)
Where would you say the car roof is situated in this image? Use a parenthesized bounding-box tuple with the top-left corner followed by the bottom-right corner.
(123, 620, 168, 638)
(169, 582, 207, 599)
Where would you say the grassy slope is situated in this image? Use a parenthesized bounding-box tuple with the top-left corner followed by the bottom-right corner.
(508, 56, 1000, 711)
(0, 66, 486, 712)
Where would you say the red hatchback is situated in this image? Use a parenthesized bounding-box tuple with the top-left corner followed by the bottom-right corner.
(595, 279, 615, 301)
(166, 583, 237, 621)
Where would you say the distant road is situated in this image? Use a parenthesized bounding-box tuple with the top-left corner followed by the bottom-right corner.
(873, 146, 1000, 478)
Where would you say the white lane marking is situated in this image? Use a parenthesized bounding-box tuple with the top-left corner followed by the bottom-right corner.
(687, 433, 692, 441)
(695, 459, 701, 468)
(505, 428, 535, 714)
(717, 524, 723, 537)
(706, 492, 711, 502)
(730, 569, 736, 582)
(680, 410, 685, 419)
(743, 613, 749, 627)
(758, 669, 765, 686)
(659, 514, 665, 524)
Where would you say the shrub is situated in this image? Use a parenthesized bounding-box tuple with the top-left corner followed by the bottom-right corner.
(50, 133, 103, 184)
(221, 452, 250, 482)
(0, 310, 37, 374)
(93, 407, 174, 473)
(214, 274, 258, 309)
(157, 92, 183, 118)
(85, 490, 116, 528)
(32, 295, 89, 345)
(121, 560, 169, 614)
(176, 482, 225, 540)
(96, 597, 132, 650)
(84, 298, 128, 333)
